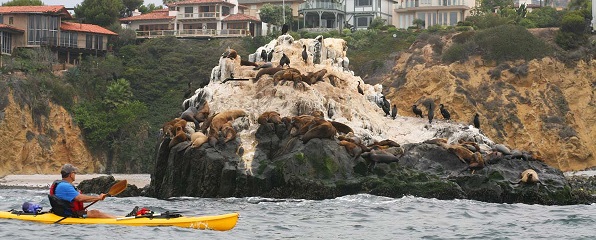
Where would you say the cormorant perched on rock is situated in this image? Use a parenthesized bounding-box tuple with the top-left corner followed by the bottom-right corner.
(439, 104, 451, 120)
(282, 24, 289, 35)
(357, 81, 364, 95)
(302, 45, 308, 64)
(412, 104, 423, 118)
(279, 53, 290, 67)
(183, 82, 192, 99)
(260, 49, 267, 62)
(473, 113, 480, 129)
(427, 102, 434, 124)
(391, 105, 397, 119)
(381, 96, 390, 116)
(267, 50, 273, 62)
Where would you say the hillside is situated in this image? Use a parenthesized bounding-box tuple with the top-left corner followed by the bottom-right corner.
(379, 30, 596, 171)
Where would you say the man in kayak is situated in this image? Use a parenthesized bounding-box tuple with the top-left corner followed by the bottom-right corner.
(48, 164, 116, 218)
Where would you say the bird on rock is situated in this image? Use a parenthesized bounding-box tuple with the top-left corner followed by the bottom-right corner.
(412, 104, 423, 118)
(439, 104, 451, 120)
(302, 45, 308, 64)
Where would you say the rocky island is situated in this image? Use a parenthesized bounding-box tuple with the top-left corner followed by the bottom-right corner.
(145, 34, 594, 205)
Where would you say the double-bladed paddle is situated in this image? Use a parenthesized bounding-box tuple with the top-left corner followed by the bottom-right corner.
(54, 180, 128, 224)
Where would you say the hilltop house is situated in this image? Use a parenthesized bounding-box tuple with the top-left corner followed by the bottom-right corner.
(238, 0, 305, 33)
(296, 0, 396, 31)
(120, 0, 262, 38)
(0, 5, 116, 63)
(393, 0, 474, 29)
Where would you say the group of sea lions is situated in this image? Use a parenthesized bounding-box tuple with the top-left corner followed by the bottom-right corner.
(424, 137, 545, 187)
(161, 100, 247, 150)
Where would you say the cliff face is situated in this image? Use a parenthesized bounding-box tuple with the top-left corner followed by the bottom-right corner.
(383, 48, 596, 171)
(0, 90, 98, 176)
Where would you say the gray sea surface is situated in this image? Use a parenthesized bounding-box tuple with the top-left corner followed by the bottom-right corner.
(0, 188, 594, 239)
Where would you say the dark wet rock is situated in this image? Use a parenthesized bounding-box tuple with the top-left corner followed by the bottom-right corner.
(148, 125, 593, 205)
(78, 175, 144, 197)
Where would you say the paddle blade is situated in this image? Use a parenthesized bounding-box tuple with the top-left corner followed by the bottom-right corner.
(108, 180, 128, 196)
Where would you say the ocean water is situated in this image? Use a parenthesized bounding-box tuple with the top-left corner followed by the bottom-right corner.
(0, 188, 594, 239)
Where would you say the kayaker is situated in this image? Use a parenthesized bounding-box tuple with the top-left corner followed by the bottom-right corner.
(48, 164, 116, 218)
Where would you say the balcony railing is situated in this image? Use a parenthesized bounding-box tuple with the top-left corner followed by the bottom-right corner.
(136, 29, 250, 38)
(299, 2, 344, 11)
(177, 12, 220, 19)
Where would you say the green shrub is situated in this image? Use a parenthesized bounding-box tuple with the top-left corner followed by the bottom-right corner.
(442, 42, 476, 63)
(474, 25, 552, 63)
(452, 31, 475, 44)
(555, 31, 587, 50)
(560, 12, 587, 34)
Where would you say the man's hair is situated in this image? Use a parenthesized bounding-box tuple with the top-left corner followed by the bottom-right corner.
(60, 164, 78, 178)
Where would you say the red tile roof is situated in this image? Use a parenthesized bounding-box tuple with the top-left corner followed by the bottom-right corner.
(0, 23, 24, 33)
(223, 13, 260, 22)
(119, 9, 174, 21)
(60, 22, 117, 35)
(168, 0, 235, 7)
(0, 5, 72, 19)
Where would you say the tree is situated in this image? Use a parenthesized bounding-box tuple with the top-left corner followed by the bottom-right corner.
(1, 0, 43, 6)
(74, 0, 125, 27)
(138, 3, 163, 14)
(122, 0, 144, 17)
(525, 7, 563, 28)
(73, 78, 147, 173)
(368, 17, 386, 30)
(478, 0, 514, 14)
(412, 19, 425, 29)
(259, 3, 293, 32)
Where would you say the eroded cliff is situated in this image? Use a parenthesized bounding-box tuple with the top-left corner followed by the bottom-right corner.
(382, 35, 596, 171)
(0, 89, 97, 176)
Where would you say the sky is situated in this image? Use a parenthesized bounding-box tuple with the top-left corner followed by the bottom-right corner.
(0, 0, 166, 8)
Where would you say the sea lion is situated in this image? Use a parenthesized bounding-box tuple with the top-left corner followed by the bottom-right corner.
(412, 104, 423, 118)
(200, 112, 218, 134)
(210, 109, 247, 134)
(447, 144, 476, 164)
(180, 106, 200, 127)
(195, 101, 210, 122)
(439, 104, 451, 120)
(309, 110, 325, 119)
(162, 118, 186, 138)
(240, 59, 259, 67)
(339, 140, 364, 160)
(190, 132, 208, 148)
(473, 113, 480, 129)
(302, 69, 327, 85)
(273, 68, 302, 87)
(254, 62, 273, 70)
(330, 121, 353, 135)
(254, 67, 283, 82)
(301, 121, 337, 144)
(258, 111, 282, 125)
(493, 144, 512, 155)
(511, 169, 543, 184)
(466, 152, 484, 174)
(338, 133, 363, 145)
(458, 140, 481, 153)
(368, 139, 400, 150)
(227, 49, 238, 60)
(169, 126, 189, 148)
(361, 150, 400, 164)
(221, 122, 237, 143)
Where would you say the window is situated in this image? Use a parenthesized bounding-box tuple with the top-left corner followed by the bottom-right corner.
(86, 34, 93, 49)
(199, 6, 210, 12)
(222, 6, 230, 16)
(185, 7, 193, 13)
(94, 35, 103, 50)
(9, 17, 13, 24)
(27, 15, 59, 45)
(60, 31, 78, 48)
(1, 32, 12, 54)
(450, 12, 457, 25)
(227, 22, 244, 29)
(356, 16, 372, 27)
(356, 0, 372, 6)
(0, 15, 3, 24)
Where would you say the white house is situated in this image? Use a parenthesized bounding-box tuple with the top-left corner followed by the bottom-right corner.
(393, 0, 475, 29)
(345, 0, 397, 29)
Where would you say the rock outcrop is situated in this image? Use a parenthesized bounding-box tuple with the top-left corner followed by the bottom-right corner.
(148, 35, 593, 204)
(0, 88, 97, 176)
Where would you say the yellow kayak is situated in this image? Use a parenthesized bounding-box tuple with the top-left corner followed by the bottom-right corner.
(0, 211, 239, 231)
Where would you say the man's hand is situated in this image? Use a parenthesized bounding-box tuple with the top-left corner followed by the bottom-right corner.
(98, 193, 108, 201)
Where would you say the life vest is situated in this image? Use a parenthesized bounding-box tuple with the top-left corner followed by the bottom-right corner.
(48, 180, 84, 217)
